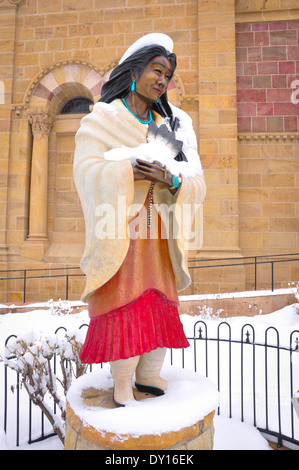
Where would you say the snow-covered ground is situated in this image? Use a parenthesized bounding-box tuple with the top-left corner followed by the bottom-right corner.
(0, 291, 298, 451)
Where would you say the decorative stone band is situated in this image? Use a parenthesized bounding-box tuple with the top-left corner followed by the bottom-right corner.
(238, 132, 299, 141)
(26, 108, 55, 136)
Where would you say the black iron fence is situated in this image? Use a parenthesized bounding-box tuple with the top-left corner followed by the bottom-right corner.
(2, 320, 299, 449)
(0, 253, 299, 303)
(189, 320, 299, 449)
(188, 252, 299, 292)
(0, 266, 84, 303)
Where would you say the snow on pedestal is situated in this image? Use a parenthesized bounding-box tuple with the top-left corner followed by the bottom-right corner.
(65, 365, 219, 450)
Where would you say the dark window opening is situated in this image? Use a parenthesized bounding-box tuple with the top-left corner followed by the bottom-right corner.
(60, 96, 93, 115)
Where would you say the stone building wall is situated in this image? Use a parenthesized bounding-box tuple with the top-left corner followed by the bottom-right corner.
(236, 16, 299, 290)
(0, 0, 298, 301)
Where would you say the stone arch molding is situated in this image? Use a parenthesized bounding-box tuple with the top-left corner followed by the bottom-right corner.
(19, 59, 116, 256)
(12, 58, 186, 116)
(17, 59, 117, 116)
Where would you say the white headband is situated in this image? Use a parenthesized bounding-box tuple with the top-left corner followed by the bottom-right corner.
(119, 33, 174, 65)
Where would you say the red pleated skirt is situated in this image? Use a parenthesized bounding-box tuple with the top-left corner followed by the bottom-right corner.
(79, 288, 190, 364)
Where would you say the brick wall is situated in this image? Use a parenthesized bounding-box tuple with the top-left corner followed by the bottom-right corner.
(236, 19, 299, 289)
(236, 20, 299, 134)
(14, 0, 198, 101)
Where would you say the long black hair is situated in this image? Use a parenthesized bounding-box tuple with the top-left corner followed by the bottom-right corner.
(99, 45, 186, 161)
(99, 45, 187, 161)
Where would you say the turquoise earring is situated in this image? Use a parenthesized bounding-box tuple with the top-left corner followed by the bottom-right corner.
(156, 99, 160, 103)
(131, 79, 135, 92)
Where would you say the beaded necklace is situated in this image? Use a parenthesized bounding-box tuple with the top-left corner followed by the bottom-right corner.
(122, 98, 153, 125)
(121, 98, 154, 228)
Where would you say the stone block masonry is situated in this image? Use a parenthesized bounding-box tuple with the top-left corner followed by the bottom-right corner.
(236, 20, 299, 134)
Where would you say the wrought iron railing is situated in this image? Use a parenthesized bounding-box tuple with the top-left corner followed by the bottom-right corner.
(2, 320, 299, 449)
(0, 253, 299, 303)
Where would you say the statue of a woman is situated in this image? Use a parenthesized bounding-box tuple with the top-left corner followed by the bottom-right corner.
(74, 33, 206, 406)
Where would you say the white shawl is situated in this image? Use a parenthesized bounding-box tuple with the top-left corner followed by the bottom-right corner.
(74, 99, 206, 302)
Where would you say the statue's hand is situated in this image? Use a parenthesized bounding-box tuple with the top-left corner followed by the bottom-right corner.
(134, 159, 173, 187)
(133, 165, 144, 180)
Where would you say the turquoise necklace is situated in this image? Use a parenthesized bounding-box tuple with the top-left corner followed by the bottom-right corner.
(122, 98, 153, 125)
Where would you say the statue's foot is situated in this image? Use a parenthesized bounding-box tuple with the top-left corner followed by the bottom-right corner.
(112, 385, 136, 407)
(110, 356, 140, 407)
(112, 388, 126, 407)
(135, 348, 168, 396)
(135, 382, 165, 396)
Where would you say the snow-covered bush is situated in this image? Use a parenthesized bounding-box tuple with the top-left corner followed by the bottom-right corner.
(48, 298, 73, 316)
(197, 304, 225, 321)
(4, 328, 87, 444)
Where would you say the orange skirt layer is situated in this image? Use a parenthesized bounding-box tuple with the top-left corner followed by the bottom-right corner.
(87, 195, 179, 318)
(79, 193, 189, 364)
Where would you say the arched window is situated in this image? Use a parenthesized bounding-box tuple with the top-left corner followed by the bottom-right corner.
(60, 96, 93, 115)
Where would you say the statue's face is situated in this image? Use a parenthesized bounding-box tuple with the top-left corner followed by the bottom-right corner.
(134, 56, 172, 103)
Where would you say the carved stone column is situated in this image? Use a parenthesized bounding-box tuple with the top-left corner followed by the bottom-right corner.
(23, 108, 54, 259)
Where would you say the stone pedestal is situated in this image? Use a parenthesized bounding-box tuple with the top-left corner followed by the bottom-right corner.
(65, 365, 219, 451)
